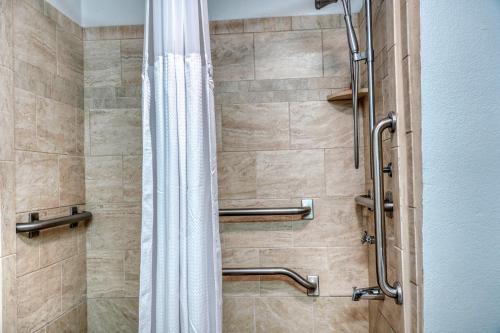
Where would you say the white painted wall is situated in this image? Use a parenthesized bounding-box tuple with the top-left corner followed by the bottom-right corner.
(208, 0, 362, 21)
(421, 1, 500, 332)
(48, 0, 361, 27)
(46, 0, 82, 24)
(81, 0, 145, 27)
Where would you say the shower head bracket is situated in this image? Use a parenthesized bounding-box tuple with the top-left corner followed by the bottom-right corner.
(315, 0, 338, 10)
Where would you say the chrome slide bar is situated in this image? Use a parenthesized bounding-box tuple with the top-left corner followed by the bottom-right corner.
(16, 207, 92, 238)
(219, 199, 314, 220)
(223, 267, 319, 296)
(372, 113, 403, 304)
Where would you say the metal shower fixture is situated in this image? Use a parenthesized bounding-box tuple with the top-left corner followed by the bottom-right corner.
(314, 0, 338, 10)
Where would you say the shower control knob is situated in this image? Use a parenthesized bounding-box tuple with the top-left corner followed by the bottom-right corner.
(361, 231, 375, 245)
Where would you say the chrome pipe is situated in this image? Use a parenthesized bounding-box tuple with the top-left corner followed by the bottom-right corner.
(365, 0, 375, 177)
(372, 113, 403, 304)
(223, 267, 319, 296)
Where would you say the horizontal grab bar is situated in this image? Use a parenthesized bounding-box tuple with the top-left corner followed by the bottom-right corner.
(355, 194, 393, 211)
(222, 267, 319, 296)
(16, 207, 92, 238)
(219, 199, 314, 220)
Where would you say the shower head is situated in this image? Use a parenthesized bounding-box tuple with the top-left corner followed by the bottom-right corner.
(315, 0, 338, 10)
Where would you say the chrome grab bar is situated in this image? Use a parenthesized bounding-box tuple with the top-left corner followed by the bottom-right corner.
(219, 199, 314, 220)
(16, 207, 92, 238)
(355, 194, 394, 212)
(222, 267, 319, 296)
(372, 113, 403, 304)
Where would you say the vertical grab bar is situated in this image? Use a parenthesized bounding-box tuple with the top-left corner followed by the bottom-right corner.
(372, 112, 403, 304)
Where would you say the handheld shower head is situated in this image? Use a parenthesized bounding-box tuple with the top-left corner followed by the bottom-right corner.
(315, 0, 338, 10)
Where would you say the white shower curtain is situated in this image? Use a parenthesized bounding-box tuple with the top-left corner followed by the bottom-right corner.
(139, 0, 222, 332)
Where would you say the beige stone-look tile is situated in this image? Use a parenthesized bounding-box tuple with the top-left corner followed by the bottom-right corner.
(85, 155, 123, 203)
(89, 108, 142, 155)
(123, 155, 142, 201)
(84, 40, 121, 87)
(323, 28, 351, 79)
(325, 148, 365, 196)
(46, 306, 79, 333)
(76, 108, 84, 154)
(14, 0, 57, 73)
(40, 226, 78, 268)
(292, 197, 365, 247)
(14, 59, 52, 98)
(61, 254, 86, 312)
(254, 30, 323, 80)
(0, 161, 16, 257)
(223, 297, 254, 333)
(210, 20, 244, 35)
(56, 27, 84, 83)
(256, 150, 324, 198)
(83, 25, 143, 41)
(290, 100, 356, 149)
(87, 298, 138, 333)
(1, 255, 17, 333)
(222, 102, 289, 151)
(16, 229, 40, 276)
(255, 297, 313, 333)
(222, 221, 292, 249)
(373, 310, 396, 333)
(36, 96, 77, 154)
(87, 202, 141, 251)
(124, 249, 140, 282)
(325, 246, 368, 296)
(222, 248, 259, 266)
(0, 0, 13, 69)
(211, 34, 254, 82)
(243, 16, 291, 32)
(292, 14, 342, 30)
(59, 156, 85, 206)
(121, 39, 143, 85)
(314, 297, 368, 332)
(0, 66, 14, 160)
(14, 88, 37, 150)
(218, 152, 256, 199)
(260, 247, 328, 271)
(15, 151, 59, 212)
(87, 250, 126, 298)
(17, 263, 62, 333)
(51, 74, 83, 108)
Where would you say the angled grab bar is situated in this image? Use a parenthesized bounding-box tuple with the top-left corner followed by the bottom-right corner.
(222, 267, 319, 296)
(372, 112, 403, 304)
(219, 199, 314, 220)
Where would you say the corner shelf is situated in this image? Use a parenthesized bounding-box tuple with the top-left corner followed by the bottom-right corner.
(327, 88, 369, 102)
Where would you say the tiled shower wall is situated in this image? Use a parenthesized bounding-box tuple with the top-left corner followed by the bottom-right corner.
(83, 25, 143, 332)
(358, 0, 423, 332)
(0, 0, 86, 332)
(212, 15, 371, 332)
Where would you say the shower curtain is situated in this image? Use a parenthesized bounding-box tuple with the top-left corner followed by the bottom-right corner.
(139, 0, 222, 332)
